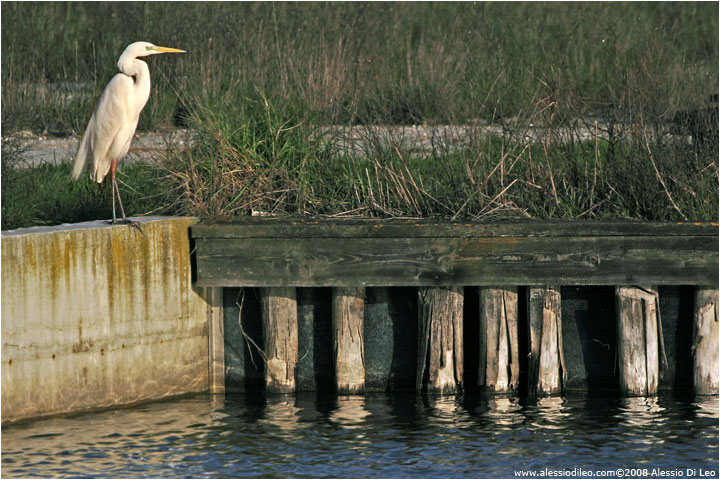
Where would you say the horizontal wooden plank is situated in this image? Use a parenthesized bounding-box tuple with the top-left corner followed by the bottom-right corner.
(194, 233, 718, 287)
(191, 219, 718, 239)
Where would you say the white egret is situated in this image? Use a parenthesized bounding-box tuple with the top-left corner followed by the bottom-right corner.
(72, 41, 185, 225)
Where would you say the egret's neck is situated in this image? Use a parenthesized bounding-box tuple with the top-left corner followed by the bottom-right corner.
(117, 55, 151, 107)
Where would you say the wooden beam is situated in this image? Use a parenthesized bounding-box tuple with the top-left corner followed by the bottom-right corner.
(417, 287, 464, 393)
(479, 287, 519, 393)
(693, 287, 719, 395)
(204, 287, 225, 394)
(192, 218, 718, 239)
(193, 219, 717, 287)
(332, 287, 365, 394)
(527, 287, 564, 396)
(615, 286, 662, 397)
(260, 287, 298, 393)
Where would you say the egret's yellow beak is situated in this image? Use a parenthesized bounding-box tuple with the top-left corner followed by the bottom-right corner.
(150, 46, 186, 54)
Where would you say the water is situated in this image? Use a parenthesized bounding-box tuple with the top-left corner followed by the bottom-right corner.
(2, 393, 718, 479)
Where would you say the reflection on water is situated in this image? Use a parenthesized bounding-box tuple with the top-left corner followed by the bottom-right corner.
(331, 396, 371, 429)
(616, 397, 668, 432)
(2, 393, 718, 478)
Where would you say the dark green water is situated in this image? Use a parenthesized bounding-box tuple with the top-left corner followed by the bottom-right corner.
(2, 393, 718, 479)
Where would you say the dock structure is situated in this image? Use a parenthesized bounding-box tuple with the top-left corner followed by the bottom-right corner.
(192, 218, 718, 397)
(1, 217, 717, 424)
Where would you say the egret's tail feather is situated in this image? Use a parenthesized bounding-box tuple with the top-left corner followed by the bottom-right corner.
(72, 133, 90, 180)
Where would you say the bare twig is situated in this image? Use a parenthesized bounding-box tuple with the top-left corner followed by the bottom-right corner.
(235, 289, 268, 368)
(642, 131, 687, 220)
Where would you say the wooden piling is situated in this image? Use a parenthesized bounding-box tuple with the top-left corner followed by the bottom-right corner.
(615, 286, 662, 397)
(260, 287, 298, 393)
(205, 287, 225, 394)
(479, 287, 519, 393)
(332, 287, 366, 394)
(527, 286, 565, 396)
(417, 287, 464, 394)
(693, 287, 718, 395)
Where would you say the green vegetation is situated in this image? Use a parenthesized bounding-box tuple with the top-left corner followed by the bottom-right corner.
(1, 2, 717, 228)
(2, 2, 717, 131)
(1, 140, 171, 230)
(4, 92, 716, 229)
(154, 93, 718, 222)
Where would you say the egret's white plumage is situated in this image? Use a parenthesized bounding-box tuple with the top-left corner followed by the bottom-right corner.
(72, 41, 184, 223)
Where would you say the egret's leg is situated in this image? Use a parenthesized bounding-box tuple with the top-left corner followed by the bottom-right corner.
(110, 167, 117, 223)
(111, 160, 128, 221)
(110, 160, 143, 234)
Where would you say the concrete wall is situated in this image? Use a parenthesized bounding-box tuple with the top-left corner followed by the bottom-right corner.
(2, 217, 208, 424)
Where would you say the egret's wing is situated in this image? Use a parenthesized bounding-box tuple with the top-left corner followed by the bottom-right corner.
(72, 74, 132, 182)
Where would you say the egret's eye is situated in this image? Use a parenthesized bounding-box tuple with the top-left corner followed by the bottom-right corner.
(145, 46, 154, 51)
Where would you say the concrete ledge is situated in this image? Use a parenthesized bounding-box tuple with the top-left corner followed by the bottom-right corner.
(2, 217, 208, 424)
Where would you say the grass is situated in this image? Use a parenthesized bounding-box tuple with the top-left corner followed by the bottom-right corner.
(1, 139, 172, 230)
(1, 2, 718, 228)
(2, 3, 717, 132)
(153, 93, 716, 222)
(4, 90, 715, 229)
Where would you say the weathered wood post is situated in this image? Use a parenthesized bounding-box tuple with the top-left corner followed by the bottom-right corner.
(479, 287, 520, 393)
(332, 287, 366, 394)
(615, 286, 664, 397)
(205, 287, 225, 394)
(693, 287, 718, 395)
(417, 287, 464, 394)
(260, 287, 298, 393)
(527, 286, 565, 396)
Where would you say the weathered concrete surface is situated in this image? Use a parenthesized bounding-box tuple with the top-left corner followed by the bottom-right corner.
(1, 217, 208, 424)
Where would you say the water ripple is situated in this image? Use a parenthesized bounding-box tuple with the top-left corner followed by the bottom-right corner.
(1, 393, 717, 478)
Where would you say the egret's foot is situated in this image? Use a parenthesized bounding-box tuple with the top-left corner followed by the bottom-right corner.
(105, 218, 144, 235)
